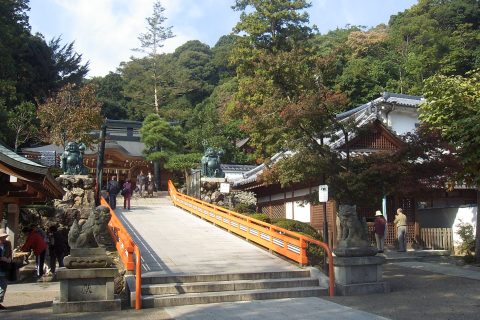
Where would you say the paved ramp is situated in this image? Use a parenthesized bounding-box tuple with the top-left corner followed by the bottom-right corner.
(115, 196, 300, 276)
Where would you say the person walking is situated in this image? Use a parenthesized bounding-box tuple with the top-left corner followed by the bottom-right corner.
(20, 226, 47, 277)
(0, 228, 12, 310)
(374, 210, 387, 253)
(394, 208, 407, 252)
(122, 179, 133, 210)
(47, 225, 68, 274)
(107, 176, 120, 210)
(136, 171, 146, 197)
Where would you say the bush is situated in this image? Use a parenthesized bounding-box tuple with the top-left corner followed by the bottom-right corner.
(234, 203, 256, 214)
(247, 213, 271, 223)
(273, 219, 322, 240)
(456, 222, 476, 262)
(273, 219, 324, 266)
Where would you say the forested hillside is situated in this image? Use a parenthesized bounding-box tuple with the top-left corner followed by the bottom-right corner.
(0, 0, 478, 161)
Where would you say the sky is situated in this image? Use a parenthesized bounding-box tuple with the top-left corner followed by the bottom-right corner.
(28, 0, 418, 78)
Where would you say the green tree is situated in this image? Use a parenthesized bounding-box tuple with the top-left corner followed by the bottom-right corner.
(134, 0, 174, 114)
(89, 72, 129, 119)
(230, 0, 348, 184)
(164, 153, 202, 181)
(49, 36, 89, 89)
(7, 101, 38, 151)
(420, 69, 480, 262)
(140, 113, 183, 187)
(37, 83, 104, 147)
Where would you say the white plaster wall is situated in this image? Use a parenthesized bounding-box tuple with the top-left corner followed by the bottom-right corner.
(387, 112, 418, 135)
(225, 172, 244, 180)
(294, 201, 311, 223)
(286, 201, 293, 219)
(453, 206, 477, 245)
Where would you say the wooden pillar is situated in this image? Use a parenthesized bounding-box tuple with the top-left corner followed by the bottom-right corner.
(0, 200, 4, 227)
(7, 201, 20, 247)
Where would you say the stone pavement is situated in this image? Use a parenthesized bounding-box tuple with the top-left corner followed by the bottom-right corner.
(2, 195, 479, 319)
(116, 195, 300, 276)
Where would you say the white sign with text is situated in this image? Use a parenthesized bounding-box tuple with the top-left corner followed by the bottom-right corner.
(318, 185, 328, 202)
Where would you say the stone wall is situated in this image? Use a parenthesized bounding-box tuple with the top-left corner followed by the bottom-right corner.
(196, 181, 257, 211)
(53, 175, 96, 228)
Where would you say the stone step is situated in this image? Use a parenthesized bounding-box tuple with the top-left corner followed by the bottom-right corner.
(141, 270, 312, 285)
(140, 286, 327, 308)
(142, 277, 320, 295)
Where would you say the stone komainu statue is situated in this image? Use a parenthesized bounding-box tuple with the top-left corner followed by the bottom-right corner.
(61, 141, 88, 175)
(201, 147, 225, 178)
(68, 205, 112, 249)
(336, 205, 369, 248)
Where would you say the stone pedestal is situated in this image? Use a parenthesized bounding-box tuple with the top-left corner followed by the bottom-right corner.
(333, 255, 389, 295)
(53, 248, 121, 313)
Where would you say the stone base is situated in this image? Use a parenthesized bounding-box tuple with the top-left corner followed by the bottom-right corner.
(334, 255, 388, 296)
(53, 298, 121, 313)
(334, 246, 377, 257)
(53, 267, 119, 313)
(335, 281, 389, 296)
(64, 248, 113, 268)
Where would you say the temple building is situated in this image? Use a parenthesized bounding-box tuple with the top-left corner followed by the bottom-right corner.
(0, 143, 64, 245)
(21, 119, 174, 188)
(231, 92, 477, 249)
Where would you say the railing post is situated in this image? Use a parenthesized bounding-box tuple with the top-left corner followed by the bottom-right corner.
(134, 245, 142, 310)
(299, 237, 308, 266)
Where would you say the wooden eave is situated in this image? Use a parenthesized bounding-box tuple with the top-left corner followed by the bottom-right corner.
(337, 119, 405, 152)
(0, 161, 63, 203)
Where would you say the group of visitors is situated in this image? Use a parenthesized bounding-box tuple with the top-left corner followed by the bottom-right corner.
(136, 171, 155, 197)
(19, 225, 68, 277)
(106, 171, 156, 211)
(0, 224, 68, 310)
(106, 175, 134, 210)
(373, 208, 408, 253)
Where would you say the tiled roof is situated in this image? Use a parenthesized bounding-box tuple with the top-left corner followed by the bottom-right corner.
(0, 143, 48, 174)
(382, 92, 424, 107)
(221, 164, 257, 172)
(232, 92, 423, 187)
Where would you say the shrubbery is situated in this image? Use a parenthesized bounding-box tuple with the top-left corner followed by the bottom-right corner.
(247, 213, 271, 223)
(456, 222, 476, 263)
(273, 219, 324, 266)
(234, 202, 256, 214)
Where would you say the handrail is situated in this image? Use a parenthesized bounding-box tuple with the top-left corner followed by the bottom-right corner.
(167, 180, 335, 296)
(101, 197, 142, 310)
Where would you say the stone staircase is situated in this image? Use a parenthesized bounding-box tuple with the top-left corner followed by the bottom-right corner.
(129, 270, 328, 308)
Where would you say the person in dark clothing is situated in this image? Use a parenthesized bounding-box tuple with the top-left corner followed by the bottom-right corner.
(107, 176, 120, 209)
(20, 226, 47, 277)
(374, 210, 387, 253)
(48, 225, 68, 273)
(136, 171, 146, 197)
(123, 179, 133, 210)
(0, 228, 12, 309)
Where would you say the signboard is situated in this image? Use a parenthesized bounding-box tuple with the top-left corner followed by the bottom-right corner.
(220, 182, 231, 194)
(318, 185, 328, 202)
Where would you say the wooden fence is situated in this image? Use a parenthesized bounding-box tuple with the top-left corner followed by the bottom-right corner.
(367, 224, 453, 251)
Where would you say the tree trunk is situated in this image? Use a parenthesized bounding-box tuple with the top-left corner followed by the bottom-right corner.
(154, 160, 161, 191)
(475, 187, 480, 263)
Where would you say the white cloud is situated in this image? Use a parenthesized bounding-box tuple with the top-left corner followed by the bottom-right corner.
(51, 0, 204, 77)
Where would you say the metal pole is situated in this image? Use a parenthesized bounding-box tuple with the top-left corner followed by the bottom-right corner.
(322, 175, 329, 274)
(96, 123, 107, 205)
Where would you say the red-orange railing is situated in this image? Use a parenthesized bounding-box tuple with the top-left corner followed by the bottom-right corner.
(101, 197, 142, 310)
(168, 180, 335, 296)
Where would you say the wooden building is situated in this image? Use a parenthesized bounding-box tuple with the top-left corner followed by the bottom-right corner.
(22, 119, 174, 190)
(0, 143, 64, 246)
(232, 92, 475, 249)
